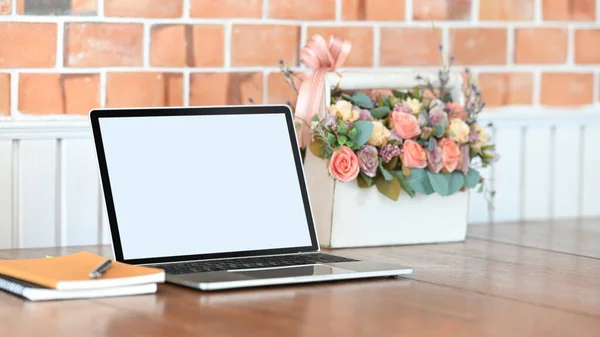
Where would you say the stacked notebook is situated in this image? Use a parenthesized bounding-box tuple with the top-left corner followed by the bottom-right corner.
(0, 252, 165, 301)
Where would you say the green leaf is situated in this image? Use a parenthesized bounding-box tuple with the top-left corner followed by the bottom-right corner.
(377, 94, 387, 108)
(406, 168, 435, 195)
(345, 141, 355, 149)
(379, 162, 394, 181)
(337, 135, 348, 145)
(353, 121, 374, 148)
(309, 138, 325, 158)
(375, 176, 401, 201)
(337, 123, 347, 134)
(433, 123, 446, 138)
(448, 172, 465, 195)
(392, 90, 406, 99)
(427, 171, 450, 196)
(412, 86, 421, 100)
(311, 114, 320, 122)
(327, 133, 336, 145)
(369, 106, 391, 119)
(348, 127, 357, 139)
(448, 130, 456, 138)
(383, 156, 398, 171)
(352, 92, 374, 109)
(465, 168, 481, 188)
(428, 137, 436, 151)
(442, 92, 453, 103)
(391, 171, 416, 198)
(341, 93, 353, 101)
(357, 173, 374, 188)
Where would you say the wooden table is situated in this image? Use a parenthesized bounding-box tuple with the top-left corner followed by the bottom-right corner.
(2, 219, 600, 337)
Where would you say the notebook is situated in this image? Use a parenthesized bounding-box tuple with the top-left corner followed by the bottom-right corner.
(0, 252, 165, 291)
(0, 275, 158, 301)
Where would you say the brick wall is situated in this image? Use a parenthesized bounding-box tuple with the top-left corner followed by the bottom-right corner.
(0, 0, 599, 118)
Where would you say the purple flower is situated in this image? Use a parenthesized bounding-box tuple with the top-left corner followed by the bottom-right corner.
(458, 145, 470, 174)
(393, 103, 412, 114)
(388, 130, 403, 143)
(323, 114, 337, 128)
(359, 109, 373, 121)
(357, 145, 378, 177)
(427, 146, 443, 173)
(469, 129, 479, 142)
(417, 113, 427, 127)
(379, 143, 401, 163)
(428, 107, 448, 126)
(429, 99, 445, 110)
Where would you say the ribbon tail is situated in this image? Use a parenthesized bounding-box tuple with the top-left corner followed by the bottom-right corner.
(294, 70, 328, 148)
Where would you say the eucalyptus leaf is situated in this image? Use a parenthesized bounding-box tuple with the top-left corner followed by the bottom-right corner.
(427, 171, 450, 196)
(353, 121, 374, 148)
(448, 171, 465, 195)
(465, 168, 481, 188)
(369, 106, 391, 119)
(309, 138, 325, 159)
(352, 92, 374, 109)
(357, 173, 374, 188)
(406, 168, 434, 195)
(375, 176, 401, 201)
(341, 93, 353, 101)
(433, 122, 446, 138)
(428, 137, 436, 151)
(379, 162, 394, 181)
(391, 171, 416, 198)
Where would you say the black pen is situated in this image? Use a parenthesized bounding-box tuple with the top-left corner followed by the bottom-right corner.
(89, 259, 112, 279)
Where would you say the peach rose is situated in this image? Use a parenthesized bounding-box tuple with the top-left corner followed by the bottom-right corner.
(439, 138, 461, 172)
(328, 146, 360, 182)
(446, 102, 467, 121)
(401, 140, 427, 169)
(390, 111, 421, 139)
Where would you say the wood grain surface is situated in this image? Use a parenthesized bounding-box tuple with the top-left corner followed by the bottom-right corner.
(1, 220, 600, 337)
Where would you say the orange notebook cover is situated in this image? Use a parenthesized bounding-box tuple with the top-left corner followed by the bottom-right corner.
(0, 252, 165, 290)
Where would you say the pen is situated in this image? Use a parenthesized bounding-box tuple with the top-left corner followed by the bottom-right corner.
(89, 259, 112, 279)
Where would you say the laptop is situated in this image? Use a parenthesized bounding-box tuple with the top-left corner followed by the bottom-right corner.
(90, 105, 413, 291)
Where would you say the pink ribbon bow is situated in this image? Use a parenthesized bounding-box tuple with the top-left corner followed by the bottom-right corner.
(294, 34, 352, 148)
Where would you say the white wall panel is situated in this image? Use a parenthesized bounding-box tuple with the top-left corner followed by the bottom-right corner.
(19, 140, 57, 248)
(522, 127, 552, 220)
(491, 127, 523, 222)
(582, 125, 600, 217)
(64, 138, 101, 246)
(0, 141, 12, 249)
(551, 126, 582, 219)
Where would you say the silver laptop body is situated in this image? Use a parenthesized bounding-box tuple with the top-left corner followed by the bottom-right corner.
(90, 105, 413, 291)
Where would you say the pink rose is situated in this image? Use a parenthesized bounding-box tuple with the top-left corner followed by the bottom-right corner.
(328, 146, 360, 182)
(390, 111, 421, 139)
(445, 102, 467, 121)
(401, 140, 427, 169)
(439, 138, 461, 172)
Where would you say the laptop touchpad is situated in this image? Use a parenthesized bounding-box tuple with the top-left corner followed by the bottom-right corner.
(232, 264, 352, 279)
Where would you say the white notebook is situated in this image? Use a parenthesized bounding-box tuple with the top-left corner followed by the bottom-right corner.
(0, 275, 157, 301)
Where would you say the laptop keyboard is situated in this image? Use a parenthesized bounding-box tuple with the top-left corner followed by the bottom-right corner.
(148, 253, 357, 275)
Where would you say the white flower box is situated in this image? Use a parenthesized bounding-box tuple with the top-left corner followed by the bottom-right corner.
(303, 72, 469, 248)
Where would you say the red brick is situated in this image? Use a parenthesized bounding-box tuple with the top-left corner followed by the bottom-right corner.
(575, 29, 600, 64)
(0, 23, 57, 68)
(480, 0, 534, 20)
(305, 26, 373, 67)
(515, 28, 567, 64)
(478, 73, 533, 107)
(71, 0, 97, 14)
(380, 28, 442, 66)
(150, 25, 224, 67)
(190, 0, 262, 18)
(269, 0, 335, 20)
(450, 28, 507, 65)
(19, 73, 100, 115)
(541, 73, 593, 106)
(0, 0, 11, 14)
(543, 0, 596, 21)
(65, 23, 143, 67)
(267, 72, 298, 105)
(107, 72, 183, 108)
(231, 25, 300, 66)
(105, 0, 182, 17)
(190, 73, 263, 106)
(413, 0, 471, 20)
(0, 73, 9, 115)
(342, 0, 405, 20)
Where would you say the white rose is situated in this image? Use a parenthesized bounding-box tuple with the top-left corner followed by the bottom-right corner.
(328, 100, 359, 122)
(449, 118, 470, 144)
(403, 98, 423, 114)
(367, 121, 390, 146)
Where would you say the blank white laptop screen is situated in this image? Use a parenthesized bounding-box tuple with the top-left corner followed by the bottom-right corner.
(98, 113, 313, 260)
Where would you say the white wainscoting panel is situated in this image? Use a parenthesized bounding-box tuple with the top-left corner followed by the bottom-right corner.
(582, 125, 600, 217)
(522, 127, 552, 220)
(0, 140, 12, 249)
(19, 140, 57, 248)
(551, 126, 583, 219)
(490, 127, 523, 222)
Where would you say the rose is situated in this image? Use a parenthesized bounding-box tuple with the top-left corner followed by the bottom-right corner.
(328, 146, 360, 182)
(428, 107, 448, 126)
(401, 139, 427, 169)
(427, 146, 443, 173)
(439, 138, 461, 172)
(367, 121, 390, 146)
(403, 98, 423, 114)
(328, 100, 359, 122)
(446, 102, 467, 121)
(449, 118, 470, 144)
(357, 145, 378, 177)
(390, 111, 421, 139)
(393, 103, 412, 114)
(358, 109, 373, 121)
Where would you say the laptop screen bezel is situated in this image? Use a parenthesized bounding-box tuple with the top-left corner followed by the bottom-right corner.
(90, 105, 320, 265)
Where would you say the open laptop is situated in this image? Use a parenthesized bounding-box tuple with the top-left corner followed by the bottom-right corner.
(90, 105, 413, 291)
